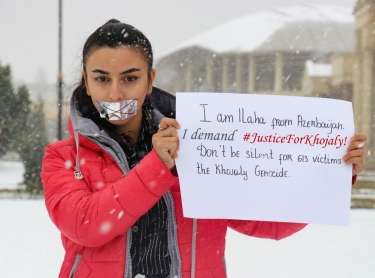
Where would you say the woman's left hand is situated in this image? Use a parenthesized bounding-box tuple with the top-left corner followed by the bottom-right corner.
(152, 118, 180, 170)
(342, 133, 367, 176)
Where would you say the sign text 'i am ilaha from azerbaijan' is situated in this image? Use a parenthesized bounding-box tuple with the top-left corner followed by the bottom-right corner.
(175, 93, 354, 225)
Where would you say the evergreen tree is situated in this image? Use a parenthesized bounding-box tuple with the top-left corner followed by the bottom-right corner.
(13, 85, 31, 151)
(18, 100, 49, 194)
(0, 60, 49, 194)
(0, 61, 17, 155)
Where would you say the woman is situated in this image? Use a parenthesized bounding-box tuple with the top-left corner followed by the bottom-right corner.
(41, 19, 367, 278)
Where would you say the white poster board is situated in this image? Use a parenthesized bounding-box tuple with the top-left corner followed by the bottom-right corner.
(175, 93, 354, 225)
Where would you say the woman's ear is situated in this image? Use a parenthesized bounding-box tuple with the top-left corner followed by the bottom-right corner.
(147, 69, 156, 95)
(82, 71, 90, 96)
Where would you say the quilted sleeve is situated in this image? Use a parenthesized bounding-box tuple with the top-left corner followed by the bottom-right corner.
(228, 220, 307, 240)
(42, 146, 178, 247)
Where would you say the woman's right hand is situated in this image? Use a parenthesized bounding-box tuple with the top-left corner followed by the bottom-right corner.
(152, 118, 180, 169)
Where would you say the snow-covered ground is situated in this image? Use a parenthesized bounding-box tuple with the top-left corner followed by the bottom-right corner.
(0, 160, 24, 190)
(0, 199, 374, 278)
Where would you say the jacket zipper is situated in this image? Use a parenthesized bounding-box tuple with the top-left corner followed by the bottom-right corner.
(69, 254, 82, 278)
(78, 128, 183, 277)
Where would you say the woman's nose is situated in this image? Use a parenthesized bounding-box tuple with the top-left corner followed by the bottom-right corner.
(109, 82, 123, 101)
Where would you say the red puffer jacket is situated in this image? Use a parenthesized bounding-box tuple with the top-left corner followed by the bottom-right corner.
(42, 90, 307, 278)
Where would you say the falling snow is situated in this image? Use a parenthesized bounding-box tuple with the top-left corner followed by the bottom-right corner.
(100, 221, 112, 234)
(118, 210, 124, 219)
(96, 181, 105, 190)
(64, 160, 72, 170)
(148, 181, 157, 188)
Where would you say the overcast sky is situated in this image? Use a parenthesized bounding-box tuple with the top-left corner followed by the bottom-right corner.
(0, 0, 356, 85)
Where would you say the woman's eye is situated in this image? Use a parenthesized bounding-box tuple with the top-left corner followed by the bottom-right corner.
(123, 76, 138, 82)
(95, 77, 108, 82)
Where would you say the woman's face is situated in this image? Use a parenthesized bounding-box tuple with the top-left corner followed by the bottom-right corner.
(84, 46, 155, 128)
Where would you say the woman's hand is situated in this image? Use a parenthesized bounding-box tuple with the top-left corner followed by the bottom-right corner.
(342, 133, 367, 176)
(152, 118, 180, 169)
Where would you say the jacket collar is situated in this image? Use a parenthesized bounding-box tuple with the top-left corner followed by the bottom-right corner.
(67, 86, 177, 179)
(69, 86, 176, 137)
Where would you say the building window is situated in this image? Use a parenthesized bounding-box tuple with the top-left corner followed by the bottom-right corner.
(283, 52, 310, 91)
(255, 54, 275, 91)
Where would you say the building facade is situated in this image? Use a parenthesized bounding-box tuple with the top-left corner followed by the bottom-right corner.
(155, 4, 375, 173)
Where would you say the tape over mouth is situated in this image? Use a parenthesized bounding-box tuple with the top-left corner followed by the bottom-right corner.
(97, 99, 138, 120)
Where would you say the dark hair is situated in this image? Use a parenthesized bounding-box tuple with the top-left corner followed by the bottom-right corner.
(82, 19, 153, 74)
(73, 19, 154, 146)
(74, 19, 153, 117)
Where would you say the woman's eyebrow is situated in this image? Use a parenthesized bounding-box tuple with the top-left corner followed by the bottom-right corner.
(120, 68, 140, 75)
(92, 69, 109, 74)
(91, 68, 141, 75)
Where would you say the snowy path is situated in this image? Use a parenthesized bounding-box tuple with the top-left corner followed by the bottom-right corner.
(0, 200, 374, 277)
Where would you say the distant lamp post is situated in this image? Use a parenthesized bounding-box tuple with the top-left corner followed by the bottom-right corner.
(57, 0, 63, 140)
